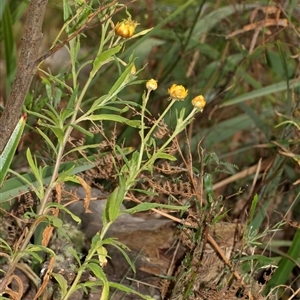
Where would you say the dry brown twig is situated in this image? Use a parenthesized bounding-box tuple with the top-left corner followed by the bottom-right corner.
(126, 194, 252, 298)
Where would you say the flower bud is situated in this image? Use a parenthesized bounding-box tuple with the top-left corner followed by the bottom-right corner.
(192, 95, 206, 112)
(168, 84, 188, 100)
(146, 79, 158, 91)
(130, 64, 137, 75)
(115, 19, 138, 38)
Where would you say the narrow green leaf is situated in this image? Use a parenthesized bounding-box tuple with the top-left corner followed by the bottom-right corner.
(239, 255, 276, 265)
(0, 0, 9, 19)
(1, 3, 16, 96)
(249, 194, 258, 223)
(91, 44, 123, 77)
(82, 114, 141, 128)
(125, 203, 189, 214)
(36, 127, 58, 155)
(51, 273, 68, 297)
(26, 148, 42, 187)
(70, 123, 94, 138)
(46, 203, 81, 224)
(0, 156, 95, 202)
(0, 114, 26, 187)
(109, 282, 155, 300)
(107, 62, 135, 98)
(221, 79, 300, 107)
(204, 173, 214, 203)
(66, 85, 79, 110)
(155, 152, 177, 161)
(252, 156, 284, 231)
(264, 228, 300, 297)
(0, 148, 133, 202)
(24, 244, 55, 260)
(87, 262, 109, 299)
(24, 108, 55, 124)
(110, 242, 136, 273)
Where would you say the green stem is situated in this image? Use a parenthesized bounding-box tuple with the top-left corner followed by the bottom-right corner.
(144, 98, 176, 142)
(136, 90, 150, 173)
(63, 223, 111, 300)
(142, 107, 198, 171)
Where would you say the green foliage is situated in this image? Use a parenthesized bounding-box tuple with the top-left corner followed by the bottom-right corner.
(0, 114, 26, 188)
(0, 0, 299, 299)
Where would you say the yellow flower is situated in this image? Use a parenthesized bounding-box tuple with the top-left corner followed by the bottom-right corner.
(115, 19, 138, 38)
(191, 95, 206, 112)
(146, 79, 158, 91)
(168, 84, 188, 100)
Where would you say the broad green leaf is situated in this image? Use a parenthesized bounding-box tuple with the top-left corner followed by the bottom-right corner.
(51, 216, 63, 228)
(96, 245, 108, 267)
(104, 182, 126, 223)
(0, 114, 26, 187)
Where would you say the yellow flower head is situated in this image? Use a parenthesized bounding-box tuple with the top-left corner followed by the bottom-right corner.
(115, 19, 138, 38)
(146, 79, 158, 91)
(191, 95, 206, 112)
(168, 84, 188, 100)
